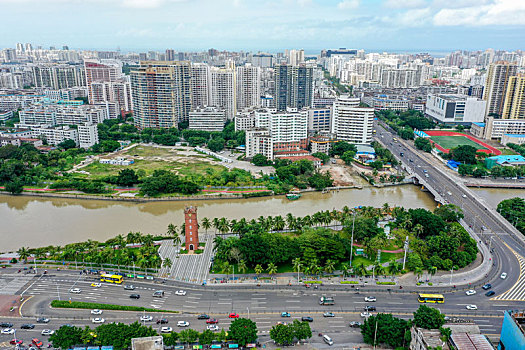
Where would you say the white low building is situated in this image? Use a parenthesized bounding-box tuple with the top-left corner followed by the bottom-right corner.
(29, 125, 79, 146)
(78, 123, 99, 149)
(189, 107, 226, 132)
(425, 94, 486, 125)
(246, 128, 273, 160)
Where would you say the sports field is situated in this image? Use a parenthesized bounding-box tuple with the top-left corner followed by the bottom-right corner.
(429, 135, 488, 150)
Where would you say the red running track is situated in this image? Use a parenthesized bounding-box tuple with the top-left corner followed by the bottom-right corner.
(423, 130, 501, 155)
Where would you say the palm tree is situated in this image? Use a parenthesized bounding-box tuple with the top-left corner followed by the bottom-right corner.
(254, 264, 263, 278)
(354, 263, 366, 277)
(389, 261, 401, 278)
(142, 234, 154, 247)
(375, 264, 386, 278)
(218, 218, 230, 234)
(415, 267, 424, 282)
(167, 223, 177, 237)
(340, 263, 350, 280)
(413, 223, 424, 238)
(428, 266, 437, 281)
(267, 262, 278, 276)
(212, 218, 220, 234)
(273, 216, 285, 232)
(221, 261, 231, 278)
(173, 233, 181, 248)
(382, 202, 390, 216)
(286, 213, 295, 229)
(238, 259, 247, 274)
(292, 258, 301, 281)
(163, 257, 172, 269)
(201, 217, 211, 234)
(324, 259, 336, 274)
(17, 247, 30, 263)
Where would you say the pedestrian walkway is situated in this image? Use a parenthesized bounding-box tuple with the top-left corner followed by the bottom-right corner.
(493, 247, 525, 301)
(158, 234, 214, 284)
(0, 273, 35, 295)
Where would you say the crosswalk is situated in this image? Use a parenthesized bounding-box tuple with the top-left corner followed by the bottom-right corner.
(0, 273, 35, 295)
(493, 247, 525, 301)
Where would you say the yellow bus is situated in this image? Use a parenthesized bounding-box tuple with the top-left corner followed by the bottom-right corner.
(418, 293, 444, 303)
(100, 274, 123, 284)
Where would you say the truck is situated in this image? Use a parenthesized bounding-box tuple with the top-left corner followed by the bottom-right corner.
(319, 296, 335, 305)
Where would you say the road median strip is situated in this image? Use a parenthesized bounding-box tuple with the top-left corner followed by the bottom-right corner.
(50, 300, 178, 313)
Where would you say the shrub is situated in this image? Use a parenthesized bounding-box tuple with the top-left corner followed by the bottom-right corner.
(51, 300, 177, 313)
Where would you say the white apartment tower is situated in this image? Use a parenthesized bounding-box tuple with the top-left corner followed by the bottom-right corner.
(236, 64, 261, 110)
(191, 63, 211, 109)
(331, 95, 374, 144)
(211, 66, 236, 119)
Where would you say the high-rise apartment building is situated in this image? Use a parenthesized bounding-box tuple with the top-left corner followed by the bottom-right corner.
(502, 75, 525, 119)
(211, 66, 236, 119)
(32, 64, 85, 90)
(236, 64, 260, 110)
(130, 61, 192, 129)
(84, 60, 120, 102)
(483, 61, 518, 118)
(191, 63, 211, 109)
(331, 95, 374, 144)
(165, 49, 176, 61)
(275, 64, 313, 111)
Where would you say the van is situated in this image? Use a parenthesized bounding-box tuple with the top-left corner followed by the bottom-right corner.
(323, 335, 334, 346)
(153, 290, 165, 298)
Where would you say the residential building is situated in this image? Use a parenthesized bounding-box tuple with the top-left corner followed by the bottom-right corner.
(310, 134, 337, 154)
(0, 110, 13, 121)
(425, 94, 486, 125)
(331, 95, 374, 144)
(410, 327, 448, 350)
(0, 137, 21, 147)
(502, 75, 525, 119)
(130, 61, 192, 129)
(78, 123, 99, 148)
(362, 94, 410, 112)
(84, 59, 121, 104)
(191, 63, 211, 109)
(236, 64, 260, 110)
(235, 110, 255, 131)
(32, 64, 85, 90)
(501, 134, 525, 146)
(211, 66, 236, 119)
(481, 117, 525, 139)
(275, 64, 313, 111)
(498, 310, 525, 350)
(19, 100, 108, 127)
(313, 97, 336, 108)
(250, 53, 273, 68)
(29, 125, 79, 146)
(188, 107, 226, 132)
(307, 108, 332, 132)
(483, 61, 518, 118)
(246, 128, 273, 160)
(44, 87, 88, 101)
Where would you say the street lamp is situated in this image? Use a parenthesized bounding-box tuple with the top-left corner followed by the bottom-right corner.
(349, 209, 356, 269)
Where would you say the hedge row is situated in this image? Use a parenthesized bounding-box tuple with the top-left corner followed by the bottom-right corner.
(340, 281, 359, 284)
(51, 300, 177, 313)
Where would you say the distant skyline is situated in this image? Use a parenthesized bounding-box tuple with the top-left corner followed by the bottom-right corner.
(1, 0, 524, 52)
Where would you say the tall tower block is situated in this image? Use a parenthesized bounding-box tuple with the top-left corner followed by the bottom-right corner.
(184, 206, 199, 251)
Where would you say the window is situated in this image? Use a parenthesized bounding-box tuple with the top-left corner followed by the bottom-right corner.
(190, 237, 192, 241)
(189, 225, 192, 229)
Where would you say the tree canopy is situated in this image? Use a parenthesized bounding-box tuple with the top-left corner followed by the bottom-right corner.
(413, 305, 446, 330)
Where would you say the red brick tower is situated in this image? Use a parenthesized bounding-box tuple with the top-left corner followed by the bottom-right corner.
(184, 206, 199, 251)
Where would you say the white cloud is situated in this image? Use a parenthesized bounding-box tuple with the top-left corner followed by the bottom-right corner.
(297, 0, 312, 6)
(384, 0, 427, 9)
(432, 0, 491, 9)
(338, 0, 359, 10)
(433, 0, 525, 26)
(396, 8, 433, 26)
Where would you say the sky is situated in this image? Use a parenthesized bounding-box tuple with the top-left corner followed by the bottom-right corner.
(1, 0, 524, 53)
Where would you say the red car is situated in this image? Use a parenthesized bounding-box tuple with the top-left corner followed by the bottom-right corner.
(228, 313, 239, 318)
(10, 340, 23, 345)
(32, 338, 43, 348)
(206, 319, 218, 324)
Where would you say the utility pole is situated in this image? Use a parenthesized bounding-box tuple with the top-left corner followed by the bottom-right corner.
(349, 210, 356, 268)
(450, 268, 453, 285)
(402, 236, 409, 270)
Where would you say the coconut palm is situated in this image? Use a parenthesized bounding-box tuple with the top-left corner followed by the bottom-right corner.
(389, 261, 402, 277)
(201, 217, 211, 234)
(254, 264, 263, 278)
(212, 218, 220, 234)
(324, 259, 336, 274)
(428, 266, 437, 281)
(340, 263, 350, 279)
(375, 264, 386, 277)
(17, 247, 30, 263)
(354, 263, 366, 277)
(273, 216, 285, 232)
(218, 218, 230, 234)
(413, 223, 424, 238)
(286, 213, 295, 229)
(238, 259, 247, 274)
(173, 233, 181, 247)
(163, 257, 172, 269)
(382, 202, 390, 215)
(142, 234, 154, 247)
(167, 223, 177, 237)
(267, 262, 278, 276)
(415, 267, 424, 282)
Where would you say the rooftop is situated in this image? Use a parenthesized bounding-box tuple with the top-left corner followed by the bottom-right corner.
(450, 333, 494, 350)
(356, 144, 376, 154)
(488, 155, 525, 162)
(504, 134, 525, 138)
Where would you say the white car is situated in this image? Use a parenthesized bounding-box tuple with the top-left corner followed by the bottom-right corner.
(1, 328, 14, 335)
(465, 290, 476, 296)
(364, 296, 376, 302)
(92, 317, 105, 324)
(160, 327, 173, 333)
(466, 305, 478, 310)
(69, 288, 81, 294)
(175, 290, 187, 296)
(140, 315, 153, 322)
(91, 309, 103, 315)
(462, 194, 467, 198)
(360, 312, 372, 318)
(207, 325, 219, 331)
(41, 329, 55, 336)
(177, 321, 190, 327)
(501, 272, 507, 279)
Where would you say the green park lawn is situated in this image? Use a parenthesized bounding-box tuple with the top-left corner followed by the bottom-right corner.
(430, 135, 487, 150)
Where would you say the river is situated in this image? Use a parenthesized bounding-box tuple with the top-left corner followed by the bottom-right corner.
(0, 185, 436, 252)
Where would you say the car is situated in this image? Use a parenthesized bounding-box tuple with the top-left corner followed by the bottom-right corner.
(423, 170, 428, 173)
(349, 321, 362, 328)
(360, 312, 372, 318)
(175, 290, 186, 296)
(364, 306, 376, 311)
(462, 194, 467, 198)
(91, 309, 103, 315)
(10, 339, 23, 345)
(425, 173, 429, 178)
(130, 294, 141, 299)
(465, 290, 476, 296)
(69, 288, 81, 294)
(92, 318, 105, 324)
(482, 283, 492, 290)
(364, 296, 376, 302)
(485, 291, 496, 297)
(140, 315, 153, 322)
(152, 290, 165, 298)
(323, 312, 335, 318)
(177, 321, 190, 327)
(281, 312, 291, 317)
(124, 285, 135, 290)
(41, 330, 54, 336)
(1, 328, 15, 335)
(501, 272, 508, 279)
(323, 335, 334, 346)
(160, 327, 173, 333)
(206, 319, 218, 324)
(447, 191, 452, 196)
(0, 322, 13, 328)
(156, 319, 168, 324)
(197, 314, 210, 320)
(21, 324, 35, 329)
(36, 317, 49, 323)
(466, 305, 478, 310)
(301, 316, 313, 322)
(32, 338, 43, 348)
(228, 313, 239, 318)
(91, 283, 102, 288)
(207, 325, 219, 331)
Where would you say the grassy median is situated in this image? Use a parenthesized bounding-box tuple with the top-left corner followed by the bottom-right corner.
(51, 300, 178, 313)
